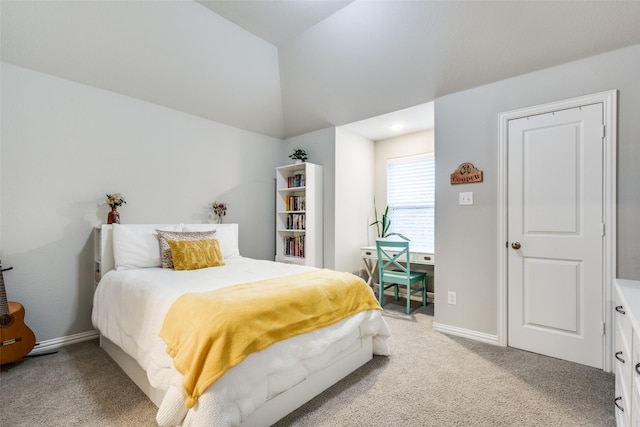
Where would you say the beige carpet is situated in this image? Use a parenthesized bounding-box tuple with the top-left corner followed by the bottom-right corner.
(0, 303, 615, 426)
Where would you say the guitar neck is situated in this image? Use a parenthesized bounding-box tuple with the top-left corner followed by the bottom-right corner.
(0, 267, 12, 317)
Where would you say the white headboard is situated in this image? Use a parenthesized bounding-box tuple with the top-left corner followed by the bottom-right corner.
(95, 224, 239, 281)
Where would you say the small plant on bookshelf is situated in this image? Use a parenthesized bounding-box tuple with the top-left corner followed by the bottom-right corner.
(289, 149, 308, 163)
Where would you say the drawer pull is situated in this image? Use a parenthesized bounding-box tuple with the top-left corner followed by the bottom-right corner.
(636, 363, 640, 375)
(365, 251, 372, 256)
(615, 396, 624, 412)
(423, 256, 431, 261)
(615, 305, 626, 315)
(615, 351, 625, 363)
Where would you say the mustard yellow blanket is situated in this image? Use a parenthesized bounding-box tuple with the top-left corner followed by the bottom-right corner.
(159, 269, 381, 408)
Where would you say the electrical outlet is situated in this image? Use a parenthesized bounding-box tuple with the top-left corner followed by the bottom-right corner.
(459, 192, 473, 205)
(448, 291, 457, 305)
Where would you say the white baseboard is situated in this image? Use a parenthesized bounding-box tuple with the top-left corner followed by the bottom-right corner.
(28, 326, 495, 357)
(432, 322, 499, 346)
(28, 330, 100, 356)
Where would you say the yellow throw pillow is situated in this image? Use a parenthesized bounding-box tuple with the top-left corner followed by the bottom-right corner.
(167, 239, 225, 271)
(157, 230, 217, 269)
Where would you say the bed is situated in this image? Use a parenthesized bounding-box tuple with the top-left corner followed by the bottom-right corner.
(91, 223, 390, 426)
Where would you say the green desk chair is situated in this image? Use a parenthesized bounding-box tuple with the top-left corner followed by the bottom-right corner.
(376, 239, 427, 314)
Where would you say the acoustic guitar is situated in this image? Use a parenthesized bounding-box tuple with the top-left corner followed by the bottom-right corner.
(0, 265, 36, 365)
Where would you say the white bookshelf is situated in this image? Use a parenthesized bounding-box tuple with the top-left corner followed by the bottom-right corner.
(275, 162, 323, 267)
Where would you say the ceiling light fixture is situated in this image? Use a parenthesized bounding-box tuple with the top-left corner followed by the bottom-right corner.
(389, 123, 404, 131)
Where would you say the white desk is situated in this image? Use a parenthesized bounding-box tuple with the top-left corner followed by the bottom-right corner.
(360, 245, 435, 287)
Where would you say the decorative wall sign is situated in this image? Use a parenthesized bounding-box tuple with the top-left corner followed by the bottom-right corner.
(450, 162, 483, 185)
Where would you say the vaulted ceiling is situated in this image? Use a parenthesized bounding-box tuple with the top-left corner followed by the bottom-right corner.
(3, 1, 640, 139)
(196, 0, 356, 47)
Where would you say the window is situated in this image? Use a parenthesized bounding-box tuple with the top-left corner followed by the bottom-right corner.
(387, 154, 434, 252)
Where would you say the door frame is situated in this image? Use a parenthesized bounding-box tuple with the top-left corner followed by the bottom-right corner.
(497, 90, 617, 372)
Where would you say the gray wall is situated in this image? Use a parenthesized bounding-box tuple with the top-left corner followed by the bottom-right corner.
(434, 44, 640, 335)
(3, 35, 638, 350)
(1, 63, 283, 343)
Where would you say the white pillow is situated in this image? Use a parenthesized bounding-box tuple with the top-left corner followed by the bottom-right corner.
(112, 224, 180, 270)
(181, 223, 240, 258)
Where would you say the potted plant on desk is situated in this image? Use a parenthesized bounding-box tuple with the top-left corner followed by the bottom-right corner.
(370, 204, 409, 240)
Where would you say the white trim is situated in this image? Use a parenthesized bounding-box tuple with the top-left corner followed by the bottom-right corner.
(432, 322, 499, 345)
(28, 330, 99, 356)
(497, 90, 617, 372)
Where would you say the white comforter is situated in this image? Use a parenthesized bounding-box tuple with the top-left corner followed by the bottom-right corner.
(91, 256, 390, 426)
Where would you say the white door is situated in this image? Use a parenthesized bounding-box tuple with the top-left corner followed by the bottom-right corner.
(507, 103, 604, 368)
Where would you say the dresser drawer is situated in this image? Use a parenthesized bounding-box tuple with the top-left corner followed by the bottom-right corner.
(632, 330, 640, 427)
(616, 292, 634, 427)
(617, 298, 633, 346)
(617, 299, 634, 384)
(618, 374, 631, 427)
(616, 280, 640, 427)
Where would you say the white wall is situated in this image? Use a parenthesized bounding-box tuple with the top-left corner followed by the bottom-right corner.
(334, 128, 374, 274)
(434, 44, 640, 336)
(1, 63, 283, 343)
(276, 1, 640, 138)
(1, 1, 284, 138)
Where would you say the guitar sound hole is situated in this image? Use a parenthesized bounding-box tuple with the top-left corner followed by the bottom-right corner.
(0, 314, 13, 327)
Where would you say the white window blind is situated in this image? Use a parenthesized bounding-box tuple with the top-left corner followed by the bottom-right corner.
(387, 154, 434, 252)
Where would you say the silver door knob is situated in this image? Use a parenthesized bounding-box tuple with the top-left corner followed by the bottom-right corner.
(511, 242, 521, 249)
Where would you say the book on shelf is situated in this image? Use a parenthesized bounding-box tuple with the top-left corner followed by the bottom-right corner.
(287, 213, 306, 230)
(287, 173, 305, 188)
(283, 235, 305, 258)
(285, 195, 305, 211)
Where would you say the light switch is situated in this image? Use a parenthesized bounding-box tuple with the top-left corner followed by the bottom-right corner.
(459, 192, 473, 205)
